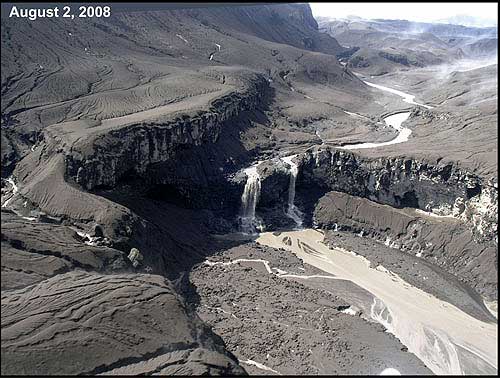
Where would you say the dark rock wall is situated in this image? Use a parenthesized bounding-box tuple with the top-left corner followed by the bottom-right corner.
(67, 75, 269, 193)
(298, 148, 497, 243)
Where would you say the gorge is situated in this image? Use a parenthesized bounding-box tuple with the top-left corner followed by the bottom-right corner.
(1, 3, 497, 376)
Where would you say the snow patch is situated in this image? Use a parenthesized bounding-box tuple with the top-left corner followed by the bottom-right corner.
(241, 359, 280, 374)
(76, 230, 99, 246)
(176, 34, 189, 43)
(380, 368, 401, 375)
(341, 307, 357, 316)
(2, 177, 19, 208)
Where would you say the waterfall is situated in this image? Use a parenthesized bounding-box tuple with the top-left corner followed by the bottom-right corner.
(2, 177, 19, 208)
(281, 155, 303, 228)
(239, 163, 263, 234)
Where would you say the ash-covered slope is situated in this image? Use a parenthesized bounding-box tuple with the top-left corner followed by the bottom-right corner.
(0, 209, 246, 376)
(1, 4, 412, 376)
(177, 3, 345, 54)
(1, 2, 368, 233)
(1, 3, 363, 176)
(2, 4, 497, 375)
(358, 63, 498, 179)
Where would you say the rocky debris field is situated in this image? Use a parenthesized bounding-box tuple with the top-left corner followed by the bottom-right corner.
(2, 269, 244, 376)
(187, 240, 431, 375)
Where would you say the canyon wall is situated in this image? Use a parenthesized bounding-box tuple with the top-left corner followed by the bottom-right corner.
(67, 74, 269, 192)
(313, 191, 497, 301)
(299, 148, 498, 244)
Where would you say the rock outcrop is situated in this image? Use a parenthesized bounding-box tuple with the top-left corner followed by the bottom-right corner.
(234, 147, 497, 300)
(1, 2, 497, 375)
(67, 74, 269, 191)
(10, 72, 269, 230)
(1, 270, 245, 376)
(299, 147, 498, 243)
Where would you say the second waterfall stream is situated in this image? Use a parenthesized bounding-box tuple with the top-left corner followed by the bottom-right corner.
(281, 155, 304, 228)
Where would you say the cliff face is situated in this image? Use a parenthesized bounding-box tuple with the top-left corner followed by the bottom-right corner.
(2, 65, 271, 376)
(293, 148, 497, 300)
(2, 4, 497, 374)
(66, 75, 269, 192)
(229, 147, 497, 300)
(5, 0, 355, 230)
(1, 3, 353, 180)
(299, 148, 498, 243)
(9, 72, 269, 233)
(183, 3, 344, 55)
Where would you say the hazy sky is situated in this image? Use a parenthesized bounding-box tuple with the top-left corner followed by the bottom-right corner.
(309, 3, 498, 26)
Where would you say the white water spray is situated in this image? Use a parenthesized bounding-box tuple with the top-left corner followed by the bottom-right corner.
(239, 163, 263, 233)
(281, 155, 304, 228)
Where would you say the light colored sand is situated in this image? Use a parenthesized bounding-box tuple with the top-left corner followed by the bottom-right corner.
(256, 229, 498, 375)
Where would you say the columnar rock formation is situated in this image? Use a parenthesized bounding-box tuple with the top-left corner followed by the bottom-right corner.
(299, 148, 497, 243)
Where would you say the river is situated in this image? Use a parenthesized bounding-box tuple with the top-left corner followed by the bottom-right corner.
(234, 81, 498, 374)
(339, 112, 412, 150)
(256, 229, 497, 375)
(339, 79, 433, 150)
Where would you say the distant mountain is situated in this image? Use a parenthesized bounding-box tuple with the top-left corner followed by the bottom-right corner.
(436, 14, 498, 28)
(318, 16, 497, 75)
